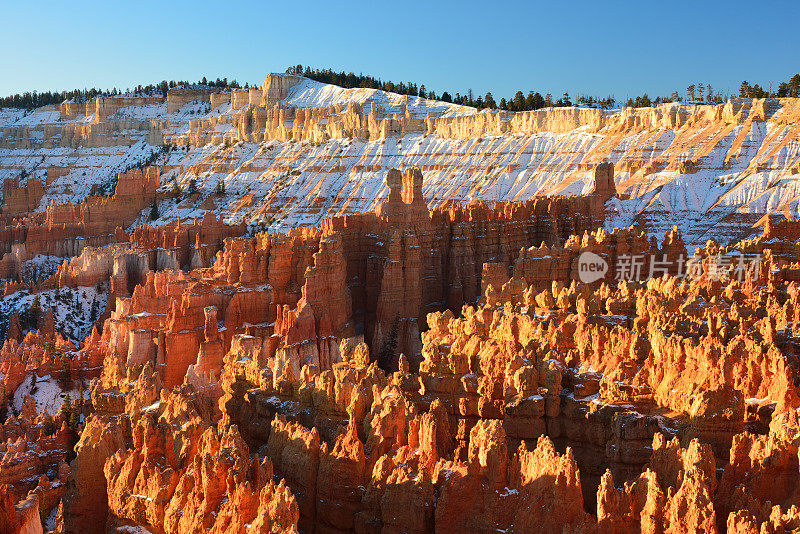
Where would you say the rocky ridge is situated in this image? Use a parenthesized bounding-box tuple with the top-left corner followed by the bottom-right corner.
(2, 75, 800, 251)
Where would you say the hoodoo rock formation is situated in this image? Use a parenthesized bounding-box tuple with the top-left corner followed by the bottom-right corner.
(1, 73, 800, 534)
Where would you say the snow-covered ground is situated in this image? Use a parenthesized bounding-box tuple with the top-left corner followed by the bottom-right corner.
(0, 141, 164, 209)
(281, 77, 477, 118)
(0, 107, 62, 127)
(12, 373, 88, 416)
(20, 255, 63, 283)
(113, 526, 153, 534)
(0, 285, 107, 344)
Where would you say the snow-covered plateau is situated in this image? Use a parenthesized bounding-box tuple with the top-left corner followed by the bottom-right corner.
(1, 74, 799, 250)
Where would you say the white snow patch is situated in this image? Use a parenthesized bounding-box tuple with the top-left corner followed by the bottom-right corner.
(12, 374, 88, 416)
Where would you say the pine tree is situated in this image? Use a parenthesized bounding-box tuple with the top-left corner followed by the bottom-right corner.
(739, 81, 751, 98)
(790, 74, 800, 98)
(61, 354, 72, 388)
(27, 296, 42, 331)
(525, 91, 536, 110)
(149, 201, 159, 221)
(513, 91, 525, 111)
(188, 179, 197, 195)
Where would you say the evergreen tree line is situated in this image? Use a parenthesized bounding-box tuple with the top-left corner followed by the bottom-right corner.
(0, 77, 248, 110)
(3, 68, 799, 111)
(287, 64, 663, 110)
(739, 74, 800, 98)
(289, 65, 800, 110)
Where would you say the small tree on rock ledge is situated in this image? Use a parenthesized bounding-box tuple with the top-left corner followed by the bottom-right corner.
(149, 200, 160, 220)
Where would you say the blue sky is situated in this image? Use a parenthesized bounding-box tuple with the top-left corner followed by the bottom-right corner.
(1, 0, 798, 100)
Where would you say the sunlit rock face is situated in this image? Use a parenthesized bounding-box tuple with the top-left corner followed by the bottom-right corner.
(2, 74, 800, 534)
(2, 74, 800, 253)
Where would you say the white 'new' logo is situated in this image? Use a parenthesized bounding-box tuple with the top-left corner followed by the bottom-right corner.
(577, 251, 608, 283)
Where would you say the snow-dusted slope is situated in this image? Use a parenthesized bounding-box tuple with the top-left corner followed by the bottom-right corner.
(12, 373, 89, 416)
(0, 285, 107, 344)
(150, 115, 800, 249)
(281, 77, 476, 118)
(2, 76, 800, 250)
(0, 141, 162, 209)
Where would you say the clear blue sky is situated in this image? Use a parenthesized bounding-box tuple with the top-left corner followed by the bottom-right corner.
(2, 0, 798, 100)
